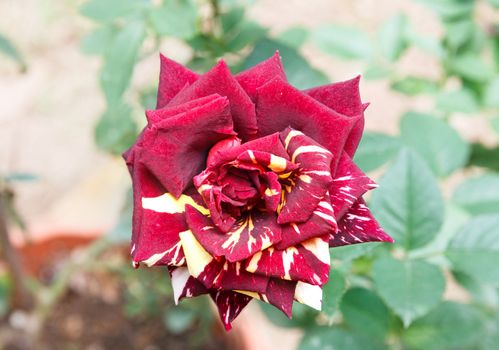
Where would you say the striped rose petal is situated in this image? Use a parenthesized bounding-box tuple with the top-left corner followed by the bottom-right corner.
(246, 236, 330, 286)
(330, 152, 377, 221)
(185, 205, 282, 262)
(210, 291, 253, 331)
(277, 128, 334, 224)
(330, 198, 394, 247)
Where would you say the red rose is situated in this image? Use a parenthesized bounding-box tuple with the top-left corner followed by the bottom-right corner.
(124, 52, 393, 330)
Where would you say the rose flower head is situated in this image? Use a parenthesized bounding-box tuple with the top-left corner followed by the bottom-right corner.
(123, 52, 393, 330)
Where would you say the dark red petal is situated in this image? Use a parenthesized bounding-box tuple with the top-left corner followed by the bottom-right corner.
(264, 278, 296, 318)
(259, 172, 281, 212)
(140, 95, 235, 197)
(185, 205, 282, 262)
(210, 291, 253, 331)
(246, 236, 330, 286)
(213, 261, 269, 293)
(275, 193, 337, 249)
(156, 53, 199, 109)
(169, 267, 208, 304)
(330, 152, 377, 221)
(235, 51, 287, 102)
(147, 93, 221, 125)
(207, 133, 289, 168)
(278, 128, 334, 224)
(168, 60, 258, 141)
(329, 198, 394, 247)
(255, 77, 359, 171)
(305, 76, 365, 156)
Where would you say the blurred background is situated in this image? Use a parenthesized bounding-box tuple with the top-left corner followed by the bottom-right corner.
(0, 0, 498, 349)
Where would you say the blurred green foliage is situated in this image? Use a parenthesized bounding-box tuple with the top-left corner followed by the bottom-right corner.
(79, 0, 499, 348)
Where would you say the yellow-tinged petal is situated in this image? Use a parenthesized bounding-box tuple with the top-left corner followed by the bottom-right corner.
(142, 193, 209, 215)
(179, 229, 213, 278)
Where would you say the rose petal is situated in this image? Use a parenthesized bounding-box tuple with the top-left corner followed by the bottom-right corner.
(236, 51, 287, 101)
(139, 95, 235, 197)
(265, 278, 296, 318)
(294, 281, 322, 311)
(305, 76, 365, 156)
(330, 152, 377, 221)
(210, 290, 253, 331)
(178, 229, 223, 288)
(169, 267, 208, 304)
(277, 128, 334, 224)
(255, 77, 359, 171)
(329, 198, 394, 247)
(246, 236, 330, 286)
(156, 53, 199, 108)
(169, 60, 258, 141)
(213, 261, 269, 293)
(185, 205, 282, 262)
(207, 133, 289, 168)
(147, 93, 221, 125)
(275, 193, 337, 249)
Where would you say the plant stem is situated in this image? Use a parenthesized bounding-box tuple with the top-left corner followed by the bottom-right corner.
(0, 190, 34, 310)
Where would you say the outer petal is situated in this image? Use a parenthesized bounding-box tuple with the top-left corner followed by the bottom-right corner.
(210, 290, 252, 331)
(235, 51, 287, 101)
(156, 53, 199, 108)
(213, 261, 269, 293)
(186, 205, 282, 262)
(255, 77, 359, 171)
(305, 76, 365, 156)
(329, 199, 394, 247)
(278, 128, 334, 224)
(330, 152, 377, 221)
(140, 95, 235, 197)
(178, 229, 223, 288)
(169, 60, 258, 141)
(169, 267, 208, 304)
(245, 236, 330, 286)
(275, 193, 337, 250)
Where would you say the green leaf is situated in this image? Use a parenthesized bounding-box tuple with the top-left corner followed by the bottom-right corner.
(415, 0, 475, 20)
(149, 0, 198, 39)
(370, 149, 444, 250)
(4, 173, 38, 182)
(243, 39, 328, 89)
(378, 14, 409, 62)
(95, 102, 138, 155)
(406, 31, 445, 59)
(225, 21, 267, 52)
(322, 269, 346, 317)
(0, 33, 26, 70)
(450, 53, 494, 82)
(0, 275, 10, 317)
(80, 0, 147, 22)
(353, 132, 402, 172)
(436, 88, 479, 113)
(468, 143, 499, 171)
(80, 25, 116, 55)
(312, 25, 373, 60)
(391, 76, 438, 96)
(490, 0, 499, 7)
(331, 242, 382, 261)
(453, 174, 499, 215)
(362, 64, 392, 80)
(372, 255, 445, 326)
(400, 112, 470, 176)
(221, 7, 245, 33)
(484, 77, 499, 108)
(163, 307, 196, 334)
(299, 328, 383, 350)
(100, 20, 145, 105)
(447, 214, 499, 285)
(403, 302, 485, 350)
(453, 271, 499, 308)
(277, 27, 309, 49)
(481, 314, 499, 350)
(340, 287, 390, 340)
(444, 19, 475, 50)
